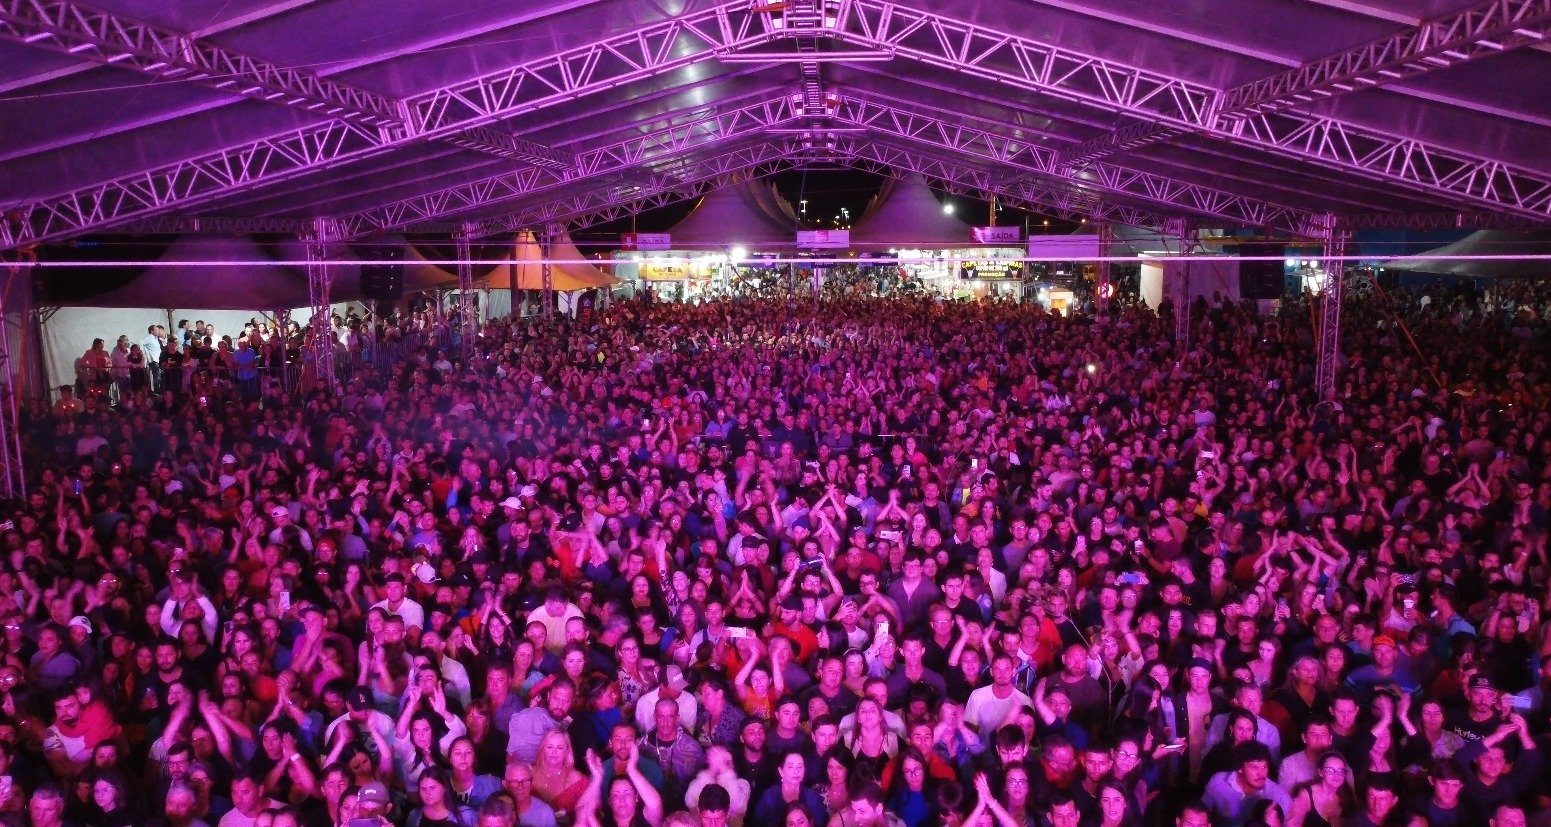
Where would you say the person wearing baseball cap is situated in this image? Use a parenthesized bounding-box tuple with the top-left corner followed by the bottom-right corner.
(1449, 673, 1508, 741)
(1345, 634, 1419, 700)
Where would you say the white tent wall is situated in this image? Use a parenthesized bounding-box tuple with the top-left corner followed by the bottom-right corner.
(41, 303, 351, 391)
(41, 306, 163, 392)
(1139, 259, 1242, 309)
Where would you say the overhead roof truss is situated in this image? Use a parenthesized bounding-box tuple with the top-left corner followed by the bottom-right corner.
(3, 0, 1550, 251)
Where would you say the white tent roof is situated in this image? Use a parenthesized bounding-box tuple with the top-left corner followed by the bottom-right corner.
(1106, 226, 1186, 259)
(492, 231, 618, 290)
(851, 175, 974, 250)
(1382, 231, 1551, 280)
(668, 182, 795, 251)
(74, 235, 318, 309)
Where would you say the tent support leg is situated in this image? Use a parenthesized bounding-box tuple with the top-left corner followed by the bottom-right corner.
(0, 261, 28, 498)
(1315, 214, 1349, 403)
(1095, 224, 1113, 313)
(276, 310, 291, 396)
(456, 230, 475, 364)
(305, 219, 338, 395)
(1163, 218, 1190, 348)
(541, 226, 555, 322)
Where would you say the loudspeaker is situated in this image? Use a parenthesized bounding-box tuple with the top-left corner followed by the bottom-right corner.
(358, 245, 405, 301)
(1240, 242, 1285, 299)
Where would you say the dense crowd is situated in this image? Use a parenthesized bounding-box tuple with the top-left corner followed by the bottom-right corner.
(7, 279, 1551, 827)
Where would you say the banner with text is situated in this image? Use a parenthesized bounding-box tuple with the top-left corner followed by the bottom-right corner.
(797, 230, 851, 250)
(621, 233, 672, 251)
(972, 226, 1023, 245)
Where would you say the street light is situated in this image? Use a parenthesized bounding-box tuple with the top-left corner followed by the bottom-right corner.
(943, 203, 955, 215)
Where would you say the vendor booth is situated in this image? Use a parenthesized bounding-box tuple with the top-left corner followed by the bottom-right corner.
(850, 175, 1025, 299)
(613, 181, 794, 301)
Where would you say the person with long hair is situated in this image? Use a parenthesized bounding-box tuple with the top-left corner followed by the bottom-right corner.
(843, 698, 900, 782)
(82, 772, 136, 827)
(1092, 779, 1138, 827)
(408, 769, 476, 827)
(530, 729, 589, 822)
(1286, 752, 1354, 827)
(881, 747, 935, 827)
(816, 748, 854, 823)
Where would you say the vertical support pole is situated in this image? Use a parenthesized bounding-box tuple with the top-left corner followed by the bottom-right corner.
(364, 300, 378, 366)
(275, 309, 291, 396)
(304, 218, 338, 394)
(1095, 223, 1113, 312)
(0, 260, 28, 498)
(1315, 213, 1350, 403)
(1163, 218, 1190, 347)
(541, 225, 555, 322)
(456, 230, 475, 364)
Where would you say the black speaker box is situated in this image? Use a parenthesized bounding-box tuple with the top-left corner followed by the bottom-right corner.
(1240, 242, 1286, 299)
(358, 245, 405, 301)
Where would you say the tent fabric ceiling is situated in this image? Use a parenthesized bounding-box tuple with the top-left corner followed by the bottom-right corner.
(72, 235, 328, 309)
(668, 182, 797, 250)
(1381, 230, 1551, 279)
(851, 174, 974, 249)
(2, 0, 1551, 246)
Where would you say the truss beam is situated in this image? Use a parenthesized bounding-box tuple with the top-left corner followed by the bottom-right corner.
(303, 218, 338, 394)
(0, 0, 398, 123)
(343, 97, 804, 237)
(828, 140, 1170, 229)
(828, 0, 1551, 219)
(477, 142, 808, 234)
(0, 0, 572, 169)
(455, 232, 475, 364)
(1314, 214, 1351, 402)
(1224, 0, 1551, 116)
(831, 94, 1321, 235)
(1052, 0, 1551, 166)
(0, 0, 770, 249)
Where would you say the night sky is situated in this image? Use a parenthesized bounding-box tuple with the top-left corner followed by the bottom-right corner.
(577, 168, 1081, 253)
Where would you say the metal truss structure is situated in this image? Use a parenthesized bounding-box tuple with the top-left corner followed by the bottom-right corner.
(829, 94, 1323, 235)
(1314, 216, 1352, 403)
(0, 260, 26, 498)
(0, 0, 776, 247)
(347, 97, 805, 238)
(539, 227, 555, 321)
(1163, 218, 1192, 347)
(455, 233, 475, 365)
(1095, 225, 1113, 311)
(1220, 0, 1551, 116)
(303, 219, 338, 394)
(0, 0, 574, 168)
(1059, 0, 1551, 164)
(825, 0, 1551, 219)
(4, 0, 1551, 252)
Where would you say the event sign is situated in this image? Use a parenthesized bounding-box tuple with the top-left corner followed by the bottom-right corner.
(958, 259, 1026, 280)
(972, 226, 1023, 244)
(621, 233, 672, 251)
(797, 230, 850, 250)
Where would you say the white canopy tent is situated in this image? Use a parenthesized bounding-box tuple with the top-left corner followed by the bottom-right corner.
(1381, 230, 1551, 280)
(42, 235, 357, 389)
(851, 175, 974, 251)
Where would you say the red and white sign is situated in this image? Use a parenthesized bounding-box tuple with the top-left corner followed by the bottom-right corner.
(972, 226, 1023, 244)
(797, 230, 850, 249)
(621, 232, 672, 251)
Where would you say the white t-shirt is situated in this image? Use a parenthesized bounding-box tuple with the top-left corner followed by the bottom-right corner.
(964, 685, 1032, 733)
(371, 597, 426, 630)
